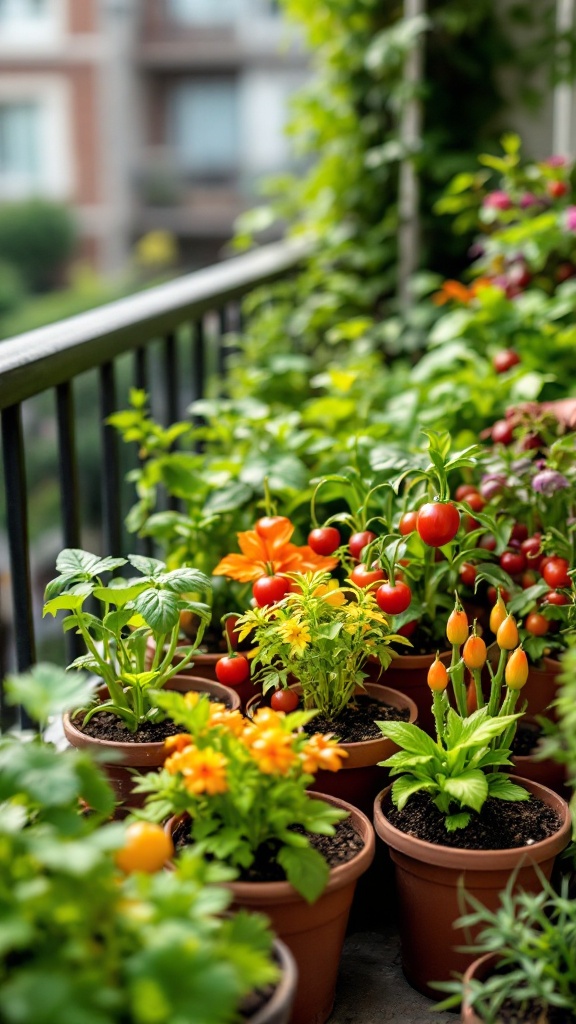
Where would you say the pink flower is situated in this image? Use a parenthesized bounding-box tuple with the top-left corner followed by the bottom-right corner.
(483, 191, 513, 211)
(566, 206, 576, 231)
(519, 192, 539, 209)
(545, 155, 567, 167)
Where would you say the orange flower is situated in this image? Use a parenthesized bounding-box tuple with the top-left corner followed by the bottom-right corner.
(249, 728, 297, 775)
(300, 733, 348, 773)
(175, 746, 229, 795)
(432, 280, 475, 306)
(213, 518, 338, 583)
(208, 704, 245, 735)
(313, 579, 346, 606)
(163, 733, 193, 755)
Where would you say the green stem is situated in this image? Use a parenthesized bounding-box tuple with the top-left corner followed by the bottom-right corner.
(432, 690, 447, 745)
(472, 668, 485, 710)
(487, 647, 507, 717)
(449, 646, 467, 717)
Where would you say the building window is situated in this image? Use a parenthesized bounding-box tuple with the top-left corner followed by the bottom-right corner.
(0, 101, 40, 191)
(0, 0, 61, 46)
(168, 0, 242, 24)
(168, 81, 239, 178)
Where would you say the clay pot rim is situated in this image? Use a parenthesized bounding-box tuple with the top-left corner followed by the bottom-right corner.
(249, 937, 297, 1024)
(146, 635, 222, 662)
(63, 674, 240, 755)
(167, 792, 375, 906)
(461, 952, 500, 1024)
(245, 682, 418, 752)
(373, 776, 571, 870)
(386, 648, 451, 669)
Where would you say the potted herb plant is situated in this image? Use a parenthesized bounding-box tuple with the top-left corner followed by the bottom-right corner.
(0, 664, 295, 1024)
(43, 547, 240, 808)
(134, 688, 375, 1024)
(236, 568, 417, 815)
(373, 600, 572, 997)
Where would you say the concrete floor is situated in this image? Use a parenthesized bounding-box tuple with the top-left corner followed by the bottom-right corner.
(329, 927, 455, 1024)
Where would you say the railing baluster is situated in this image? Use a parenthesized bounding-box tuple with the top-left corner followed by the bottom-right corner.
(99, 362, 122, 556)
(134, 346, 148, 392)
(55, 381, 84, 664)
(1, 403, 35, 727)
(191, 319, 205, 407)
(217, 307, 227, 380)
(164, 330, 179, 425)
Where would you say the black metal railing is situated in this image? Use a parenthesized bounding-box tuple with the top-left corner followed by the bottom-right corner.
(0, 239, 307, 727)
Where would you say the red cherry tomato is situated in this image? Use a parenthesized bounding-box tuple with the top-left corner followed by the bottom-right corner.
(521, 570, 537, 589)
(511, 523, 528, 543)
(455, 484, 479, 502)
(463, 492, 485, 513)
(488, 585, 511, 605)
(479, 533, 497, 552)
(525, 612, 549, 637)
(348, 530, 377, 559)
(375, 580, 412, 615)
(459, 562, 477, 588)
(416, 502, 460, 548)
(491, 419, 515, 445)
(307, 526, 341, 556)
(255, 516, 291, 538)
(542, 557, 571, 589)
(521, 535, 543, 569)
(349, 563, 385, 590)
(270, 689, 299, 713)
(492, 349, 521, 374)
(252, 575, 290, 607)
(543, 590, 569, 606)
(397, 619, 418, 637)
(399, 511, 418, 536)
(215, 654, 250, 686)
(547, 179, 569, 198)
(500, 550, 526, 576)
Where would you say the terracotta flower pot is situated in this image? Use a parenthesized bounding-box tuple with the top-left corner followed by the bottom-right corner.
(510, 718, 568, 798)
(373, 777, 571, 999)
(367, 650, 451, 735)
(522, 656, 561, 720)
(460, 952, 498, 1024)
(245, 682, 418, 818)
(167, 793, 375, 1024)
(63, 675, 241, 812)
(247, 938, 298, 1024)
(145, 636, 259, 710)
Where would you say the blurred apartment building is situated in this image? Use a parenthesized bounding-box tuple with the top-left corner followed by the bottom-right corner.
(0, 0, 308, 275)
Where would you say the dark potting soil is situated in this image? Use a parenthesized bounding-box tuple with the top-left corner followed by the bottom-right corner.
(304, 694, 409, 743)
(173, 815, 364, 883)
(511, 722, 542, 758)
(73, 691, 225, 744)
(491, 995, 576, 1024)
(238, 948, 282, 1020)
(384, 791, 562, 850)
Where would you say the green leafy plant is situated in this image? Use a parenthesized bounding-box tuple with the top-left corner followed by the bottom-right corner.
(435, 874, 576, 1021)
(135, 687, 349, 902)
(235, 569, 408, 719)
(0, 665, 280, 1024)
(42, 548, 212, 731)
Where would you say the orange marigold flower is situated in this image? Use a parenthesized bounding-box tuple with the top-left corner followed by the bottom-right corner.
(300, 733, 348, 774)
(250, 706, 284, 729)
(432, 279, 475, 306)
(208, 705, 245, 735)
(178, 747, 229, 795)
(183, 691, 201, 708)
(250, 728, 297, 775)
(313, 579, 346, 606)
(163, 733, 193, 756)
(213, 518, 338, 583)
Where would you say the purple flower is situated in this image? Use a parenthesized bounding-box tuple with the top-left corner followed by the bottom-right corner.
(480, 473, 507, 500)
(519, 192, 539, 209)
(511, 458, 534, 475)
(566, 206, 576, 232)
(483, 191, 513, 211)
(532, 469, 570, 495)
(545, 155, 567, 167)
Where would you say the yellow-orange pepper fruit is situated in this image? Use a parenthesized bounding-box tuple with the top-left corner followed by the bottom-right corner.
(462, 634, 487, 670)
(446, 608, 469, 647)
(489, 593, 507, 634)
(427, 655, 449, 692)
(505, 647, 529, 690)
(497, 614, 519, 651)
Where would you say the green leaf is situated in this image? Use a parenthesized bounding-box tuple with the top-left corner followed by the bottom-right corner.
(487, 775, 530, 801)
(442, 770, 488, 812)
(277, 844, 329, 903)
(445, 811, 471, 831)
(391, 775, 435, 811)
(133, 589, 179, 633)
(4, 664, 97, 724)
(376, 720, 438, 757)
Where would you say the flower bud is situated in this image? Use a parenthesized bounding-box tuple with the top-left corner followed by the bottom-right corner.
(446, 608, 469, 647)
(489, 593, 507, 634)
(427, 656, 449, 693)
(497, 614, 519, 651)
(505, 647, 529, 690)
(462, 634, 487, 670)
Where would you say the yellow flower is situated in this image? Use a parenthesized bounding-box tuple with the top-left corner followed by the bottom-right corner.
(313, 579, 346, 606)
(276, 617, 311, 657)
(208, 705, 245, 736)
(183, 691, 201, 709)
(163, 733, 193, 756)
(250, 728, 297, 775)
(179, 747, 229, 795)
(300, 733, 348, 774)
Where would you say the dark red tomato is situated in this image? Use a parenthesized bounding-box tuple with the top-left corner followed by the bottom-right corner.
(557, 262, 576, 283)
(464, 492, 485, 513)
(215, 654, 250, 686)
(492, 349, 521, 374)
(521, 535, 543, 569)
(307, 526, 341, 556)
(375, 580, 412, 615)
(252, 574, 290, 607)
(500, 550, 526, 576)
(255, 516, 290, 538)
(543, 590, 569, 606)
(399, 511, 418, 536)
(397, 619, 418, 637)
(416, 502, 460, 548)
(521, 570, 537, 589)
(455, 484, 479, 502)
(459, 562, 477, 588)
(547, 179, 569, 198)
(488, 585, 511, 604)
(349, 563, 385, 590)
(509, 538, 522, 550)
(525, 612, 549, 637)
(479, 533, 497, 552)
(491, 419, 515, 445)
(511, 523, 529, 543)
(542, 557, 571, 589)
(519, 434, 542, 452)
(348, 530, 377, 559)
(270, 689, 299, 713)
